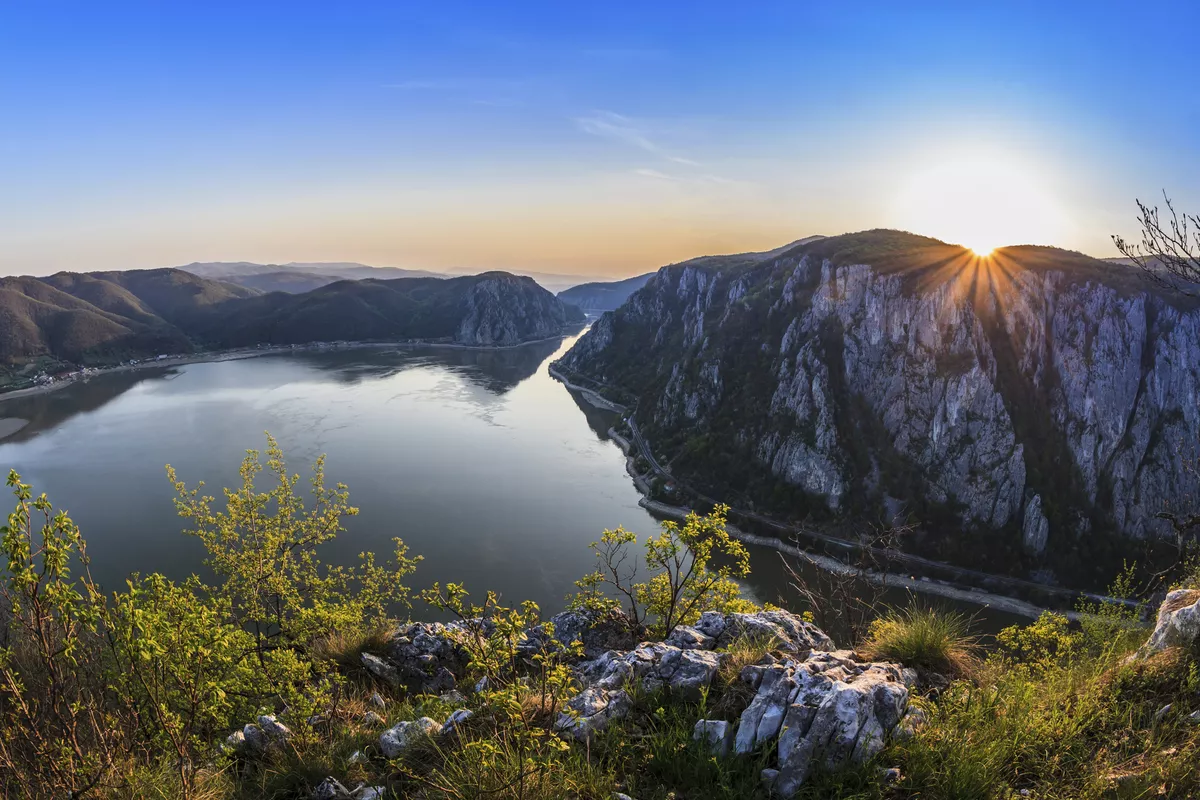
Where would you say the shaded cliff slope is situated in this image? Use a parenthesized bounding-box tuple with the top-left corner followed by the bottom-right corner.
(555, 230, 1200, 583)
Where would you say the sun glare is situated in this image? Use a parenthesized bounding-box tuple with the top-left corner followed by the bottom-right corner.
(892, 150, 1069, 254)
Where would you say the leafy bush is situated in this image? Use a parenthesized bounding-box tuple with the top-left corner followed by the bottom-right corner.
(570, 504, 755, 637)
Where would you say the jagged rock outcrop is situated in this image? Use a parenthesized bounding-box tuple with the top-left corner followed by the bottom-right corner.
(737, 651, 914, 796)
(1137, 588, 1200, 657)
(555, 231, 1200, 568)
(551, 609, 912, 796)
(456, 273, 583, 345)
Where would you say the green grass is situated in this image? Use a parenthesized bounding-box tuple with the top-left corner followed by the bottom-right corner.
(103, 609, 1200, 800)
(859, 607, 979, 678)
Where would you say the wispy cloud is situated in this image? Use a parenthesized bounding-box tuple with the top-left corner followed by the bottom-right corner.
(573, 110, 704, 170)
(632, 168, 677, 181)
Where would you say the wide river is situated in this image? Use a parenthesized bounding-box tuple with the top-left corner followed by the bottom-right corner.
(0, 334, 816, 617)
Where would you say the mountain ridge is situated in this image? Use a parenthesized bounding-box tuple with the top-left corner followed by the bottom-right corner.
(0, 268, 582, 369)
(554, 230, 1200, 586)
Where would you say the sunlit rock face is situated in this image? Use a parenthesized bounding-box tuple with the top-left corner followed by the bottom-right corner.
(555, 237, 1200, 558)
(455, 273, 578, 346)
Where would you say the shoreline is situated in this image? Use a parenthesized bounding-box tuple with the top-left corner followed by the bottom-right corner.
(0, 333, 578, 405)
(638, 497, 1072, 621)
(553, 369, 1105, 621)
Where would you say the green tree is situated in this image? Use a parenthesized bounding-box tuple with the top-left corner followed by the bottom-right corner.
(168, 434, 420, 684)
(571, 504, 754, 637)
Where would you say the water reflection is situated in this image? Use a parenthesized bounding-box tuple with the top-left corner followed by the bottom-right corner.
(0, 338, 564, 443)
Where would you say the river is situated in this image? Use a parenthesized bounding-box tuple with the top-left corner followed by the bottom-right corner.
(0, 333, 1023, 635)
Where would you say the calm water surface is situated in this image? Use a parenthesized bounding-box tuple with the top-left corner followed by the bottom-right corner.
(0, 335, 808, 615)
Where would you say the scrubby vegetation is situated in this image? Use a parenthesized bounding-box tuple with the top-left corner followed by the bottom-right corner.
(1, 438, 1198, 799)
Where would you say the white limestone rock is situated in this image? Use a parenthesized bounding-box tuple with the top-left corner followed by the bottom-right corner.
(692, 719, 735, 757)
(1137, 589, 1200, 657)
(379, 717, 442, 759)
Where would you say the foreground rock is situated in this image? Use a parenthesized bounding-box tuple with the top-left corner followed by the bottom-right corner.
(385, 622, 476, 693)
(1137, 589, 1200, 657)
(553, 610, 913, 796)
(739, 651, 914, 796)
(556, 610, 833, 741)
(379, 717, 441, 759)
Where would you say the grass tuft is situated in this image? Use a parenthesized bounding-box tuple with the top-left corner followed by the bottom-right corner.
(859, 606, 979, 679)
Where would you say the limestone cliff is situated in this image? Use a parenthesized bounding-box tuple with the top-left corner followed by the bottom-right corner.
(555, 231, 1200, 579)
(455, 273, 583, 346)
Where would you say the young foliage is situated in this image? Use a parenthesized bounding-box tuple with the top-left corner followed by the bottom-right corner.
(571, 504, 754, 637)
(0, 470, 124, 797)
(414, 582, 582, 799)
(167, 434, 420, 673)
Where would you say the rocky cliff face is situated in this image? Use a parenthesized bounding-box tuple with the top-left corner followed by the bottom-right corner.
(455, 273, 582, 346)
(555, 231, 1200, 577)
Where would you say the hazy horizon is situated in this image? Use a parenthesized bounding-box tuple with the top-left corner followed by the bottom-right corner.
(3, 1, 1198, 277)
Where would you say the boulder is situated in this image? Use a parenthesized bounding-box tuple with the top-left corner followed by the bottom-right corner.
(313, 777, 351, 800)
(362, 711, 385, 726)
(577, 642, 724, 698)
(1137, 589, 1200, 657)
(694, 610, 834, 653)
(548, 608, 638, 659)
(368, 692, 386, 709)
(758, 652, 912, 797)
(353, 787, 386, 800)
(443, 708, 474, 735)
(361, 653, 400, 687)
(693, 719, 735, 756)
(387, 621, 478, 692)
(665, 625, 714, 650)
(241, 723, 270, 752)
(555, 686, 632, 741)
(379, 717, 442, 759)
(257, 714, 292, 741)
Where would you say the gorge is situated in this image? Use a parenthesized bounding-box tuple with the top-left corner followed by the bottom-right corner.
(554, 230, 1200, 588)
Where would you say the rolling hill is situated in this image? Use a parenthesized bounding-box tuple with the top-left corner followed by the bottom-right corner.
(0, 268, 583, 366)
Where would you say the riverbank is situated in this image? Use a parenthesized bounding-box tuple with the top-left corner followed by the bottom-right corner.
(0, 333, 577, 405)
(551, 369, 1124, 621)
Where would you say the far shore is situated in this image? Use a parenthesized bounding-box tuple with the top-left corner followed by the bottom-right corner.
(0, 332, 576, 405)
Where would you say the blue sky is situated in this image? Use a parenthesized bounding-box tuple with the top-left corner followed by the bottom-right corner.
(1, 1, 1197, 276)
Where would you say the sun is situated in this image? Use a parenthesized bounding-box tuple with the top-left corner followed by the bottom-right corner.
(891, 150, 1068, 254)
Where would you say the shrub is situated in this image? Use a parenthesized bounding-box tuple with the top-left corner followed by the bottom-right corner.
(859, 607, 978, 677)
(0, 470, 125, 796)
(168, 434, 421, 708)
(570, 504, 755, 637)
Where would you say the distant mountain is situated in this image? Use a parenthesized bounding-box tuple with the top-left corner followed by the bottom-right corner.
(219, 270, 340, 294)
(0, 268, 583, 367)
(0, 268, 255, 363)
(180, 261, 445, 293)
(198, 272, 585, 348)
(557, 273, 655, 313)
(557, 238, 827, 314)
(555, 229, 1200, 586)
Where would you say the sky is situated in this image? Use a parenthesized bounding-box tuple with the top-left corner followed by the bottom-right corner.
(1, 1, 1198, 278)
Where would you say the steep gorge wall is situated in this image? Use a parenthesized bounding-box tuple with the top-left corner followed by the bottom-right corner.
(556, 246, 1200, 578)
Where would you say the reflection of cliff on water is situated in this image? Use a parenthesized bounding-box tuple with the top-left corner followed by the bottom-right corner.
(0, 368, 171, 442)
(564, 384, 625, 443)
(0, 337, 566, 443)
(288, 337, 563, 395)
